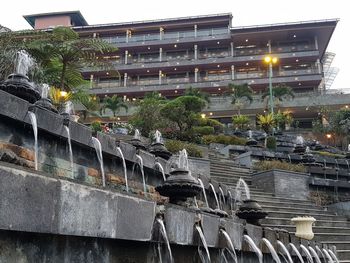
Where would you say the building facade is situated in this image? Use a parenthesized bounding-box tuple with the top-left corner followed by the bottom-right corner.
(24, 12, 345, 128)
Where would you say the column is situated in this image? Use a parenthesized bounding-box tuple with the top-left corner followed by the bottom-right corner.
(231, 65, 235, 80)
(160, 27, 164, 40)
(159, 47, 163, 62)
(194, 44, 198, 60)
(194, 24, 197, 38)
(316, 59, 322, 74)
(314, 36, 319, 50)
(93, 33, 97, 38)
(123, 73, 128, 87)
(159, 70, 162, 85)
(90, 74, 94, 88)
(230, 42, 234, 57)
(124, 50, 128, 65)
(268, 40, 272, 53)
(126, 30, 131, 43)
(194, 68, 199, 83)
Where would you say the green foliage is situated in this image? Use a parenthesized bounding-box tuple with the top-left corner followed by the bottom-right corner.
(228, 83, 253, 115)
(91, 121, 102, 133)
(262, 84, 294, 110)
(257, 113, 275, 134)
(185, 86, 210, 103)
(165, 140, 203, 158)
(266, 136, 276, 150)
(129, 92, 167, 135)
(254, 160, 306, 173)
(160, 96, 206, 132)
(202, 134, 247, 146)
(232, 115, 250, 130)
(102, 95, 128, 117)
(312, 151, 345, 159)
(79, 95, 101, 120)
(198, 118, 224, 134)
(274, 110, 293, 130)
(192, 126, 215, 136)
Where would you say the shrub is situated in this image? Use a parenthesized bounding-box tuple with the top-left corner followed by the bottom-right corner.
(232, 115, 250, 130)
(312, 151, 345, 159)
(206, 119, 224, 134)
(254, 160, 306, 173)
(266, 136, 276, 150)
(91, 121, 102, 133)
(192, 126, 215, 136)
(202, 134, 247, 146)
(165, 140, 203, 158)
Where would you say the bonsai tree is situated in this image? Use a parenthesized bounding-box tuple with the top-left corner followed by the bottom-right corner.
(262, 84, 295, 111)
(232, 115, 250, 130)
(228, 83, 253, 115)
(102, 95, 128, 117)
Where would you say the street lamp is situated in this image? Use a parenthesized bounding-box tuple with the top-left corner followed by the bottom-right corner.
(263, 55, 278, 115)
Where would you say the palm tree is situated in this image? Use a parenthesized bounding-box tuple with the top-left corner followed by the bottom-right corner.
(79, 96, 101, 121)
(102, 95, 128, 117)
(25, 26, 117, 91)
(228, 83, 253, 115)
(262, 84, 295, 111)
(185, 86, 210, 103)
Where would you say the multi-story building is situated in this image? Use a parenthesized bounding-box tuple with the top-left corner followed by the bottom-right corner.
(24, 11, 347, 128)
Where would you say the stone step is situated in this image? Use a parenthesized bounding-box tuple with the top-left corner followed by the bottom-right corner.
(250, 194, 316, 204)
(256, 199, 324, 209)
(320, 241, 350, 251)
(210, 167, 252, 174)
(262, 217, 350, 228)
(262, 224, 350, 234)
(265, 211, 344, 221)
(210, 176, 252, 184)
(312, 233, 350, 242)
(336, 250, 350, 261)
(261, 205, 335, 215)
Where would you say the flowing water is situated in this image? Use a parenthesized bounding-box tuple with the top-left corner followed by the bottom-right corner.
(198, 178, 209, 208)
(322, 249, 334, 263)
(209, 183, 220, 209)
(345, 160, 350, 171)
(155, 130, 162, 143)
(64, 126, 74, 177)
(28, 111, 38, 171)
(91, 137, 106, 187)
(287, 154, 292, 163)
(296, 136, 304, 145)
(308, 246, 322, 263)
(155, 162, 167, 181)
(220, 229, 237, 263)
(195, 225, 211, 263)
(40, 83, 50, 99)
(300, 244, 314, 263)
(235, 178, 251, 200)
(133, 154, 146, 193)
(262, 238, 281, 263)
(179, 149, 189, 170)
(116, 147, 128, 192)
(289, 243, 304, 263)
(227, 190, 233, 211)
(276, 240, 293, 263)
(15, 50, 35, 76)
(156, 218, 173, 263)
(219, 186, 225, 206)
(315, 246, 325, 262)
(328, 249, 339, 263)
(243, 235, 263, 263)
(134, 129, 141, 140)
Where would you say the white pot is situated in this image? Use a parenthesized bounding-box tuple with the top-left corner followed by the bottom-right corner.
(291, 216, 316, 240)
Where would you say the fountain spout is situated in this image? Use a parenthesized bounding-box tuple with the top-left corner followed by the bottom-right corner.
(28, 111, 38, 171)
(150, 130, 171, 160)
(91, 137, 106, 187)
(219, 228, 237, 263)
(116, 147, 128, 192)
(195, 224, 211, 263)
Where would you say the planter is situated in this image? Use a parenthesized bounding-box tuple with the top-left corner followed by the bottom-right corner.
(291, 216, 316, 240)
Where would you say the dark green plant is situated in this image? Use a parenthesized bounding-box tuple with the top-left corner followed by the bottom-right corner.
(266, 136, 276, 150)
(254, 160, 306, 173)
(165, 140, 203, 158)
(228, 83, 253, 115)
(232, 115, 250, 130)
(202, 134, 247, 146)
(102, 95, 128, 117)
(185, 86, 210, 103)
(262, 84, 295, 110)
(192, 126, 215, 136)
(91, 121, 102, 133)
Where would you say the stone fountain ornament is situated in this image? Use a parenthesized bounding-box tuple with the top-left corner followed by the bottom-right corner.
(129, 129, 146, 150)
(34, 84, 58, 113)
(155, 149, 201, 205)
(149, 130, 172, 160)
(293, 135, 306, 153)
(291, 216, 316, 240)
(0, 50, 41, 103)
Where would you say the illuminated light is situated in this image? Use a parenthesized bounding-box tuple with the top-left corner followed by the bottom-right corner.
(298, 83, 302, 86)
(264, 56, 271, 63)
(147, 70, 150, 73)
(105, 95, 107, 97)
(201, 113, 206, 119)
(218, 88, 221, 91)
(174, 44, 177, 48)
(306, 107, 309, 110)
(60, 91, 68, 98)
(132, 98, 136, 101)
(147, 46, 151, 50)
(117, 117, 121, 121)
(326, 134, 332, 139)
(128, 54, 132, 57)
(296, 59, 299, 62)
(126, 98, 130, 101)
(217, 65, 220, 68)
(174, 90, 178, 93)
(106, 72, 109, 75)
(346, 105, 349, 109)
(217, 41, 220, 44)
(293, 34, 297, 38)
(174, 68, 177, 71)
(158, 93, 162, 97)
(246, 62, 249, 66)
(245, 39, 248, 42)
(272, 57, 278, 64)
(209, 112, 213, 116)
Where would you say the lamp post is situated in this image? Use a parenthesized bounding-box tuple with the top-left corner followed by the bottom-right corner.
(263, 56, 278, 115)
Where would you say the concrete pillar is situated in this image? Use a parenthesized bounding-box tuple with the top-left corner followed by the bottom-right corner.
(194, 24, 197, 38)
(231, 65, 235, 80)
(93, 33, 97, 38)
(160, 27, 164, 40)
(268, 40, 272, 53)
(126, 30, 131, 43)
(316, 59, 322, 74)
(314, 36, 319, 50)
(125, 50, 128, 65)
(194, 44, 198, 60)
(230, 42, 234, 56)
(159, 70, 162, 85)
(90, 74, 94, 88)
(123, 73, 128, 87)
(159, 47, 163, 62)
(194, 68, 199, 83)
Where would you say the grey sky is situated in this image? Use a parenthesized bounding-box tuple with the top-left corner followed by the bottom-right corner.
(0, 0, 347, 90)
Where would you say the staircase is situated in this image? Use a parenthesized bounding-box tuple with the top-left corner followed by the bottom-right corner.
(209, 155, 350, 262)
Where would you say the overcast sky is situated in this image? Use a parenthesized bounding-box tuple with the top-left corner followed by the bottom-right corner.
(0, 0, 347, 90)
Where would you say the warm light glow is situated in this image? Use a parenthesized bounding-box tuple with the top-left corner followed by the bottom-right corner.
(209, 112, 213, 116)
(60, 91, 68, 98)
(201, 113, 206, 119)
(272, 57, 278, 64)
(326, 134, 332, 139)
(264, 56, 271, 63)
(345, 105, 349, 109)
(174, 44, 177, 48)
(264, 55, 278, 64)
